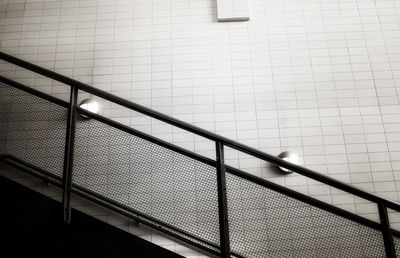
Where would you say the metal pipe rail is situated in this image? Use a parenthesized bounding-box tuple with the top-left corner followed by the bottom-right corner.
(2, 51, 399, 212)
(1, 51, 400, 257)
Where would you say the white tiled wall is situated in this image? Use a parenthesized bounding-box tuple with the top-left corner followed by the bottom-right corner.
(1, 0, 400, 255)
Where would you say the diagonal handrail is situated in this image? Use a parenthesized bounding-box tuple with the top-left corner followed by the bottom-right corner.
(2, 51, 400, 212)
(1, 51, 400, 257)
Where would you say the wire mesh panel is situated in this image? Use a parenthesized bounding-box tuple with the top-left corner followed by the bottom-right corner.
(226, 172, 386, 258)
(394, 236, 400, 257)
(72, 118, 220, 248)
(0, 82, 67, 178)
(0, 84, 7, 154)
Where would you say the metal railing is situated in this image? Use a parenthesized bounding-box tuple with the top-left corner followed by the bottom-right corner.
(1, 51, 400, 257)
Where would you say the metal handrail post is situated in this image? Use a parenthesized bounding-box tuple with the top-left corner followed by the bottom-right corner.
(378, 202, 396, 257)
(62, 86, 78, 224)
(216, 141, 231, 258)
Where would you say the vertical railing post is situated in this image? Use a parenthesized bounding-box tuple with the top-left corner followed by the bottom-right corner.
(216, 141, 231, 258)
(62, 86, 78, 225)
(378, 202, 396, 257)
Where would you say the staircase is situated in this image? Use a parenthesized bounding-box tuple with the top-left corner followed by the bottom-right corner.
(1, 51, 400, 257)
(0, 173, 183, 258)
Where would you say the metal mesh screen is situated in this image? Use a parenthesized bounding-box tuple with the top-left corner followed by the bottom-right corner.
(226, 172, 386, 258)
(0, 82, 67, 178)
(1, 80, 395, 257)
(72, 118, 220, 248)
(0, 84, 7, 154)
(394, 235, 400, 257)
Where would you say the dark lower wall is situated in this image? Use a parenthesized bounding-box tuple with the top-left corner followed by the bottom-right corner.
(0, 175, 183, 258)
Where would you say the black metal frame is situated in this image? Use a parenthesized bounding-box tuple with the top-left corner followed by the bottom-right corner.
(1, 51, 400, 257)
(379, 202, 397, 257)
(216, 141, 231, 258)
(62, 86, 78, 224)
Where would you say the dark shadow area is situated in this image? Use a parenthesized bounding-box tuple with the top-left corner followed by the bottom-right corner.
(0, 175, 183, 258)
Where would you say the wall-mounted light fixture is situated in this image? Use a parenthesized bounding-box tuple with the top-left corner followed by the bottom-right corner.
(277, 151, 300, 174)
(78, 99, 99, 119)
